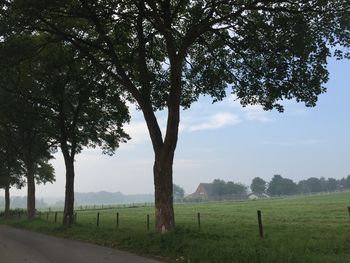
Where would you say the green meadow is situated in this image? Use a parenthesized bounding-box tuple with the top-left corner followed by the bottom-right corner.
(2, 191, 350, 263)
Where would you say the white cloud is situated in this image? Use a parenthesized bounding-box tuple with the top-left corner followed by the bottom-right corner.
(301, 139, 323, 145)
(225, 94, 273, 123)
(241, 105, 273, 123)
(122, 95, 272, 147)
(187, 112, 241, 132)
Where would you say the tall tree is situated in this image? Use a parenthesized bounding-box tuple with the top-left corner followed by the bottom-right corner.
(1, 34, 129, 224)
(212, 179, 226, 196)
(306, 177, 324, 193)
(250, 177, 266, 195)
(325, 178, 337, 192)
(3, 0, 349, 232)
(211, 179, 247, 196)
(22, 39, 130, 224)
(0, 54, 56, 219)
(225, 181, 247, 195)
(267, 174, 298, 196)
(0, 124, 25, 218)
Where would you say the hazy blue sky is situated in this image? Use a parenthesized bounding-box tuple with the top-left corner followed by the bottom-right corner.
(1, 58, 349, 198)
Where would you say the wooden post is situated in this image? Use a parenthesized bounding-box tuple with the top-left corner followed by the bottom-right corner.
(347, 207, 350, 217)
(116, 212, 119, 229)
(257, 210, 264, 238)
(54, 212, 57, 223)
(197, 212, 201, 228)
(147, 214, 150, 231)
(97, 212, 100, 227)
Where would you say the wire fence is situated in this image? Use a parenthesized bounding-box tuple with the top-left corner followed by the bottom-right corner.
(2, 204, 349, 240)
(1, 193, 350, 239)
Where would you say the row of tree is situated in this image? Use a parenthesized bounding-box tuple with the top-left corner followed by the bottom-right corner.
(0, 40, 130, 223)
(0, 77, 56, 219)
(251, 175, 350, 196)
(1, 0, 348, 232)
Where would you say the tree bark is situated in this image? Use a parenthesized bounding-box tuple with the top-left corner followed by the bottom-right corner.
(153, 157, 175, 232)
(63, 155, 75, 225)
(26, 161, 36, 220)
(4, 185, 10, 219)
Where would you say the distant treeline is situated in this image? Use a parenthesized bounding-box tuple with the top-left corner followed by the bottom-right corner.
(251, 175, 350, 196)
(0, 191, 154, 210)
(0, 196, 48, 209)
(210, 179, 247, 196)
(73, 191, 154, 206)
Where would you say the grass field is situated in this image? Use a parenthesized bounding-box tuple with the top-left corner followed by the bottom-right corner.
(2, 192, 350, 263)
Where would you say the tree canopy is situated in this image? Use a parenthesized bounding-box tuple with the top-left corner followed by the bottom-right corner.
(212, 179, 247, 196)
(173, 184, 185, 202)
(250, 177, 267, 195)
(0, 53, 56, 218)
(267, 174, 298, 196)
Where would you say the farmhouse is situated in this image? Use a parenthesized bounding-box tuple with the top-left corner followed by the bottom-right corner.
(186, 182, 248, 201)
(185, 183, 214, 200)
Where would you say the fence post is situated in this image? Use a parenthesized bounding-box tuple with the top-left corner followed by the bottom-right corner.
(197, 212, 201, 228)
(54, 212, 57, 223)
(257, 210, 264, 238)
(116, 212, 119, 229)
(348, 207, 350, 217)
(97, 212, 100, 227)
(147, 214, 150, 231)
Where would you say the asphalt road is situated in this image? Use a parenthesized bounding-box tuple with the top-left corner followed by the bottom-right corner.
(0, 225, 163, 263)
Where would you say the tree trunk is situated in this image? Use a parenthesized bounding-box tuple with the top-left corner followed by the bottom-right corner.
(63, 156, 75, 225)
(154, 158, 175, 232)
(141, 104, 177, 233)
(4, 185, 10, 219)
(26, 162, 36, 220)
(140, 60, 181, 233)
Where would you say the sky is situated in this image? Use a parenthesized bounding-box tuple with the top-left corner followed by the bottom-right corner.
(1, 58, 349, 198)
